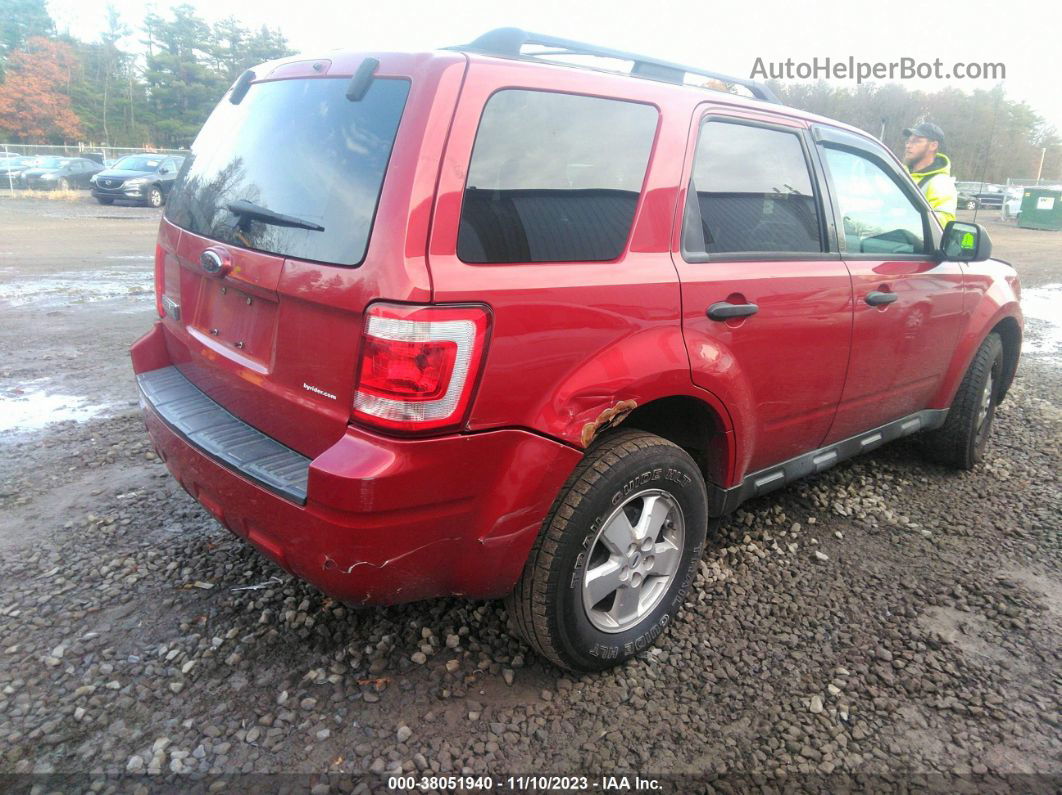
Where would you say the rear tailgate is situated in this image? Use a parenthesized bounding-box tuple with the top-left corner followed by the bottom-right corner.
(151, 52, 466, 458)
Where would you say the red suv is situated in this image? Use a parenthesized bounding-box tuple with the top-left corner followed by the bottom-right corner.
(131, 29, 1023, 671)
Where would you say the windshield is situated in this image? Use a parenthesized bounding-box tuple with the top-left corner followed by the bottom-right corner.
(114, 155, 165, 171)
(165, 76, 409, 267)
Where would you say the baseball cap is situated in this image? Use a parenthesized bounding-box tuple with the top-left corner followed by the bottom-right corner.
(903, 122, 945, 146)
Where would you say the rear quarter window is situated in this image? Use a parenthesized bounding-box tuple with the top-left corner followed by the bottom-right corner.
(457, 89, 658, 264)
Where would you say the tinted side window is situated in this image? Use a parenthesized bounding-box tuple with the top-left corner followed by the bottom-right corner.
(457, 90, 657, 264)
(822, 147, 926, 255)
(684, 121, 822, 255)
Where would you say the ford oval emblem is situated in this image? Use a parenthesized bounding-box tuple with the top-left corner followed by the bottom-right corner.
(200, 250, 224, 274)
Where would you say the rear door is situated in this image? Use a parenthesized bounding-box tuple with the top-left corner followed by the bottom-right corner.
(812, 126, 965, 442)
(673, 109, 853, 476)
(155, 54, 465, 457)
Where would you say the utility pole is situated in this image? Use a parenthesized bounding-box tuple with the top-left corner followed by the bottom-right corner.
(1036, 147, 1046, 182)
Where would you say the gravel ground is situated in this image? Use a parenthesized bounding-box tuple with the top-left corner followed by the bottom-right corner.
(0, 195, 1060, 791)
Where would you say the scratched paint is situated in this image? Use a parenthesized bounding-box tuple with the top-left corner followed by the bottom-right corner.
(580, 400, 638, 447)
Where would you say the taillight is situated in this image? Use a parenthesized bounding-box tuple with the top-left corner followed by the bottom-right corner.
(352, 303, 490, 432)
(154, 243, 165, 318)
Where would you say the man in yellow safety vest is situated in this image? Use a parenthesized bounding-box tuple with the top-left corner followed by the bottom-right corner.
(903, 121, 957, 225)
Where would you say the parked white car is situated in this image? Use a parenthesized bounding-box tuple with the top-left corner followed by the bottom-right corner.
(1003, 188, 1023, 220)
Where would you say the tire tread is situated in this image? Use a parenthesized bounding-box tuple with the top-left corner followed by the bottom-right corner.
(925, 332, 1002, 469)
(505, 430, 687, 670)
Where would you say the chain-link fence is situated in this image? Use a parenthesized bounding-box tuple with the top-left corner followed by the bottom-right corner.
(1, 143, 186, 162)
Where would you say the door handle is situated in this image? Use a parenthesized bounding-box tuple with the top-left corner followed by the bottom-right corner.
(707, 301, 759, 321)
(865, 291, 898, 306)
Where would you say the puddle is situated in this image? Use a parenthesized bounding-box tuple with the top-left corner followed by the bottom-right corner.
(0, 382, 113, 433)
(1021, 284, 1062, 364)
(0, 268, 152, 309)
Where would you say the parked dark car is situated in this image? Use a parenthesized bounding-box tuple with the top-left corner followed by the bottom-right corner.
(20, 157, 103, 190)
(956, 181, 1005, 210)
(0, 156, 38, 183)
(91, 154, 186, 207)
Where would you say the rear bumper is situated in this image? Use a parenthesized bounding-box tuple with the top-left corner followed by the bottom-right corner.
(131, 322, 581, 604)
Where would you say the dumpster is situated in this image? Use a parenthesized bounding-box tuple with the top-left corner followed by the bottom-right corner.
(1018, 187, 1062, 230)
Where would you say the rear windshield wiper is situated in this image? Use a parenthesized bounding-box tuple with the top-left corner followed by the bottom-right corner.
(226, 200, 325, 232)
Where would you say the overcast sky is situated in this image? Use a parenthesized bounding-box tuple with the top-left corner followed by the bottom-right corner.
(46, 0, 1062, 133)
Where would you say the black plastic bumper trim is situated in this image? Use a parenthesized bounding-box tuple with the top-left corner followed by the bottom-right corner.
(707, 408, 948, 517)
(137, 366, 310, 503)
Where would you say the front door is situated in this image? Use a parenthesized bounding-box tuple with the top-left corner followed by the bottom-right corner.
(673, 111, 853, 478)
(814, 133, 965, 443)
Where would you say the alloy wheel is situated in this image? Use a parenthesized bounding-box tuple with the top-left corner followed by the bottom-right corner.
(581, 489, 685, 633)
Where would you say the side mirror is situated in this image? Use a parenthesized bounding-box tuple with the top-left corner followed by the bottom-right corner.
(940, 220, 992, 262)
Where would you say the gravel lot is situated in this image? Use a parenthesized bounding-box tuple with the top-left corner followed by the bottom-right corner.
(0, 194, 1060, 790)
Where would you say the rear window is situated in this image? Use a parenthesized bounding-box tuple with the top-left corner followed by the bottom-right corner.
(457, 90, 658, 264)
(165, 77, 409, 267)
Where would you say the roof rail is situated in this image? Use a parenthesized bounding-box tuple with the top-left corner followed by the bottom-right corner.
(446, 27, 782, 105)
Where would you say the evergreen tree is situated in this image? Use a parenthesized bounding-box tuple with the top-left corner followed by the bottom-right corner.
(0, 0, 55, 79)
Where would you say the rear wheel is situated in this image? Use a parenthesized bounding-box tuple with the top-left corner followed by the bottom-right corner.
(924, 332, 1004, 469)
(506, 430, 708, 671)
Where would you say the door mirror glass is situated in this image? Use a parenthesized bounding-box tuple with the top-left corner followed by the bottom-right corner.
(941, 220, 992, 262)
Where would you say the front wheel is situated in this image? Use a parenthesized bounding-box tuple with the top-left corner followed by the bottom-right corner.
(58, 178, 70, 191)
(506, 430, 708, 671)
(924, 332, 1004, 469)
(96, 197, 113, 205)
(145, 186, 164, 208)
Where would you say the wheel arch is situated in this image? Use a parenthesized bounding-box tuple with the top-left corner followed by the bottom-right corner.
(930, 290, 1021, 410)
(610, 394, 733, 490)
(991, 315, 1021, 403)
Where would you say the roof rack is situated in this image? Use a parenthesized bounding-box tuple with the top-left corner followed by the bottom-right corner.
(446, 28, 782, 105)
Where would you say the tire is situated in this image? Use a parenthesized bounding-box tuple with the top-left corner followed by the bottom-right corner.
(58, 178, 70, 191)
(924, 332, 1004, 470)
(506, 429, 708, 672)
(96, 197, 113, 205)
(146, 186, 164, 208)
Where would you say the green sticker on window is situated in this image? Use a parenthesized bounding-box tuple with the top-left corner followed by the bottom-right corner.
(961, 232, 975, 250)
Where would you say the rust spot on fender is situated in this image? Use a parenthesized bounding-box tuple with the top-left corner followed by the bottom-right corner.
(580, 399, 638, 448)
